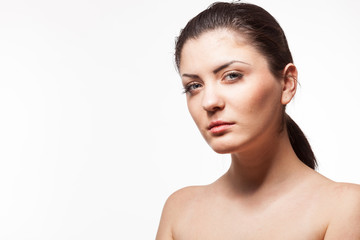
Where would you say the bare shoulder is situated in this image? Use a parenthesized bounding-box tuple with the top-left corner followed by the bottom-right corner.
(324, 182, 360, 239)
(324, 181, 360, 205)
(168, 185, 207, 204)
(163, 185, 209, 215)
(313, 174, 360, 215)
(309, 171, 360, 198)
(156, 185, 208, 240)
(333, 181, 360, 195)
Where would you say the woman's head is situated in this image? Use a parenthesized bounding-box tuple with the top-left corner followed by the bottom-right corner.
(176, 1, 317, 169)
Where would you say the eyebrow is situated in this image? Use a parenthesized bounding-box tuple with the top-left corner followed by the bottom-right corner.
(182, 60, 250, 79)
(182, 73, 200, 79)
(213, 60, 250, 74)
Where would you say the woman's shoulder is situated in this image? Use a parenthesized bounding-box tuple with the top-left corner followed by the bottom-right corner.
(314, 173, 360, 200)
(156, 185, 210, 239)
(329, 181, 360, 196)
(325, 181, 360, 212)
(313, 176, 360, 238)
(164, 185, 211, 210)
(327, 182, 360, 238)
(309, 173, 360, 208)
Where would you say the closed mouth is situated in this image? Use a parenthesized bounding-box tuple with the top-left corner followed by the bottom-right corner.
(208, 120, 234, 132)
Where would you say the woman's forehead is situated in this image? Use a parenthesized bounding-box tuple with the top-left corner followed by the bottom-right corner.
(179, 29, 264, 73)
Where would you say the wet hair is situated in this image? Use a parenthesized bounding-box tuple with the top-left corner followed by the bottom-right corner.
(175, 1, 317, 169)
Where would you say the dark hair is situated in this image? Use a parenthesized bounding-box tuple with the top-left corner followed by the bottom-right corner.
(175, 2, 317, 169)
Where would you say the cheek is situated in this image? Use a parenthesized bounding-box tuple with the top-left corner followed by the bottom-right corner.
(186, 97, 211, 140)
(237, 80, 282, 116)
(253, 85, 277, 109)
(187, 98, 202, 125)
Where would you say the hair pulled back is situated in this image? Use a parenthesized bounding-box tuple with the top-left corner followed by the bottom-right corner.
(175, 2, 317, 169)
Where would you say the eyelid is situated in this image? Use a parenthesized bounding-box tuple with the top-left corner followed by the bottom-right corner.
(183, 81, 203, 94)
(222, 70, 244, 81)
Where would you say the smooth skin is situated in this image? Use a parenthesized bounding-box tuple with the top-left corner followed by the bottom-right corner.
(156, 29, 360, 240)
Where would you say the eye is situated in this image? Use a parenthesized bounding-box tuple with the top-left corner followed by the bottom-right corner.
(183, 82, 203, 94)
(223, 71, 243, 82)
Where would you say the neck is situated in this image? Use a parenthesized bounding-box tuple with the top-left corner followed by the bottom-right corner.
(222, 129, 309, 197)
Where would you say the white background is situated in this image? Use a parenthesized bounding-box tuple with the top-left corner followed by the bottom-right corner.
(0, 0, 359, 239)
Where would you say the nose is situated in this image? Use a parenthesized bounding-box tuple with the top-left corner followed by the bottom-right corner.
(201, 85, 225, 112)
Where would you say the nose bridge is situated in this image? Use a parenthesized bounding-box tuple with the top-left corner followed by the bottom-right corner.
(201, 81, 224, 112)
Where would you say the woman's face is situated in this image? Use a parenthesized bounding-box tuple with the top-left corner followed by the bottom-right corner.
(179, 29, 285, 154)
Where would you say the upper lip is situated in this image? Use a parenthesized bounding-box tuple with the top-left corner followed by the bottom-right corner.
(208, 120, 234, 130)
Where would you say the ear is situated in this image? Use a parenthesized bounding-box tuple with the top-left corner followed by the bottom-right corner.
(281, 63, 298, 105)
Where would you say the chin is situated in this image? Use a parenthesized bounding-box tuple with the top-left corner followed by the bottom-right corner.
(211, 147, 231, 154)
(208, 141, 242, 154)
(206, 134, 254, 155)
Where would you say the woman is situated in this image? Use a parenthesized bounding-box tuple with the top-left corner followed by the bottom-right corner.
(157, 2, 360, 239)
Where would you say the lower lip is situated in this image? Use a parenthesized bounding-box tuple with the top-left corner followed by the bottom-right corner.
(209, 124, 234, 134)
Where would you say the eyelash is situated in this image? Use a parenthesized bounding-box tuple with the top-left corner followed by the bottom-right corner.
(224, 71, 243, 82)
(183, 71, 244, 94)
(183, 82, 202, 94)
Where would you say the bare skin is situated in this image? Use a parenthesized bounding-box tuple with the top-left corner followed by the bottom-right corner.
(156, 29, 360, 239)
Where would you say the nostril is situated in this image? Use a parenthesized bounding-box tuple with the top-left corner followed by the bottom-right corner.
(204, 105, 221, 112)
(202, 94, 225, 112)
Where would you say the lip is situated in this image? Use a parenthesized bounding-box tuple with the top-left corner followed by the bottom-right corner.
(208, 120, 235, 134)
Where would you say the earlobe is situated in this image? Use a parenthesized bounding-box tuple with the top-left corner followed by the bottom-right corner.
(281, 63, 298, 105)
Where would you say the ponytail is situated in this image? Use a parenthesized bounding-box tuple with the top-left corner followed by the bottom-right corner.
(286, 114, 317, 169)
